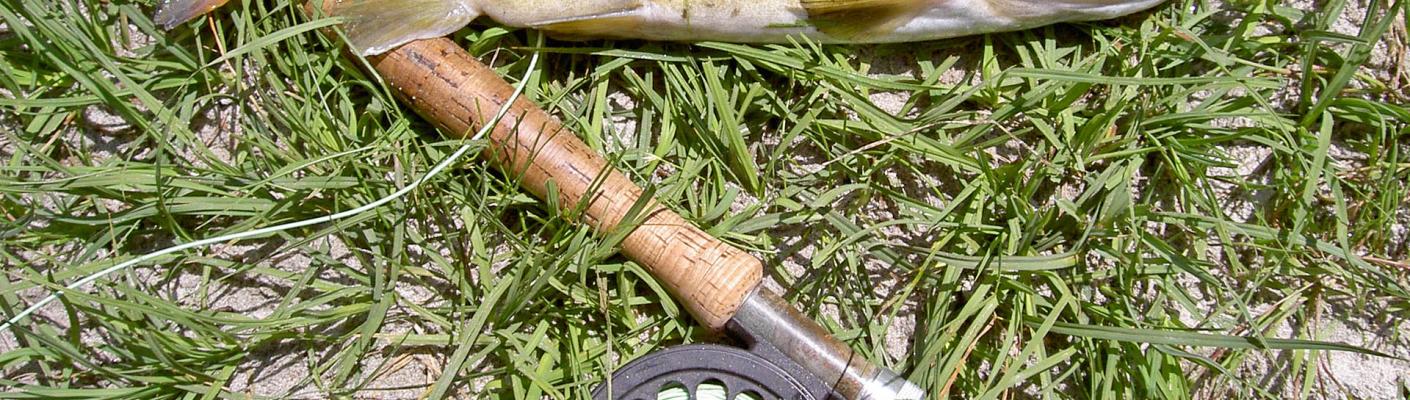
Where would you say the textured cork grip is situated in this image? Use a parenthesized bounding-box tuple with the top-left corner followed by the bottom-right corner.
(367, 38, 762, 330)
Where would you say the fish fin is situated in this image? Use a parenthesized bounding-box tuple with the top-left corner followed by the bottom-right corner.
(315, 0, 480, 56)
(153, 0, 231, 29)
(528, 8, 647, 40)
(800, 0, 929, 39)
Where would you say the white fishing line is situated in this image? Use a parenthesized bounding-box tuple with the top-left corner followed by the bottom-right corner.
(0, 44, 543, 332)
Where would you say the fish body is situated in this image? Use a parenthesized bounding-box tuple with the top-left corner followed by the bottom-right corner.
(157, 0, 1165, 55)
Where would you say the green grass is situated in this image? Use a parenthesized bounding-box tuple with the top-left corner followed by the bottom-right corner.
(1, 0, 1409, 399)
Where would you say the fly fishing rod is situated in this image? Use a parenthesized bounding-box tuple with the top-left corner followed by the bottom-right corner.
(367, 37, 925, 400)
(146, 0, 1159, 396)
(17, 0, 1177, 396)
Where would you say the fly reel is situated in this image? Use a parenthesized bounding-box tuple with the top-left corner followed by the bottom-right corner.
(592, 342, 836, 400)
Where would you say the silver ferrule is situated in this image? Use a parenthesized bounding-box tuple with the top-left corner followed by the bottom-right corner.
(728, 288, 926, 400)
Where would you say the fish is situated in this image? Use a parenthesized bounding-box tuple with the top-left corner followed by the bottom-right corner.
(155, 0, 1164, 56)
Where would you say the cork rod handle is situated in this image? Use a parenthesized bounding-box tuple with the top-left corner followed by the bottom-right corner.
(367, 38, 762, 330)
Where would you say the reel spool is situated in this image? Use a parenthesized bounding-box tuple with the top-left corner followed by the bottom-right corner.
(592, 343, 837, 400)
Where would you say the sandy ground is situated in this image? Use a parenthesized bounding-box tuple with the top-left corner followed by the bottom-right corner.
(3, 0, 1409, 398)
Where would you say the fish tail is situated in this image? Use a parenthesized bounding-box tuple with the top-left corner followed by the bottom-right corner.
(153, 0, 231, 29)
(155, 0, 481, 57)
(315, 0, 481, 56)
